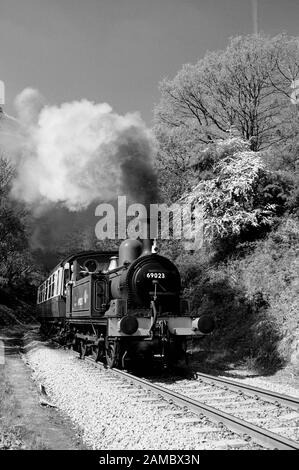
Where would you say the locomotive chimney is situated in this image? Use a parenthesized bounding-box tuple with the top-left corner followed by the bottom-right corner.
(140, 217, 154, 256)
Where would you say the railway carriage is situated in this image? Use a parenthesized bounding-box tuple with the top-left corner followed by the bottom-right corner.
(37, 238, 214, 368)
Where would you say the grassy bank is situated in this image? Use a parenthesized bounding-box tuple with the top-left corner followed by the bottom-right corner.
(0, 326, 46, 450)
(0, 286, 37, 327)
(0, 376, 25, 450)
(0, 367, 47, 450)
(174, 217, 299, 374)
(0, 375, 44, 449)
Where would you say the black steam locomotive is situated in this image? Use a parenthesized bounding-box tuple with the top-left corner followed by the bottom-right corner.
(37, 237, 214, 368)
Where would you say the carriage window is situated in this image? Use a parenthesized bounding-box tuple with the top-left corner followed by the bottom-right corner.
(54, 272, 58, 296)
(38, 265, 78, 303)
(56, 269, 62, 295)
(50, 277, 53, 297)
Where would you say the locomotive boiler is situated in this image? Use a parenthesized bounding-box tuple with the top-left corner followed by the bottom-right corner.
(37, 236, 214, 369)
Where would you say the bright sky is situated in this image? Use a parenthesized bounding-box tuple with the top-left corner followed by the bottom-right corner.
(1, 0, 299, 124)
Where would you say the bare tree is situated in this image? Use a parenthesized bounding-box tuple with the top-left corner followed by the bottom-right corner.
(155, 34, 299, 152)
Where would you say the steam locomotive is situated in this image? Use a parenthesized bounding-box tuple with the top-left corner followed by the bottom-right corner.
(37, 236, 214, 368)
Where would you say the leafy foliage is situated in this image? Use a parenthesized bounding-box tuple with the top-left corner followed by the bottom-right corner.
(0, 157, 40, 293)
(0, 159, 26, 257)
(180, 138, 288, 244)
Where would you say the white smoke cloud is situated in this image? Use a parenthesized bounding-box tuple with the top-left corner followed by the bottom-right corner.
(1, 88, 158, 212)
(14, 87, 46, 126)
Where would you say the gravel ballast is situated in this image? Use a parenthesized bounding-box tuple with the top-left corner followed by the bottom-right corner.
(23, 343, 259, 450)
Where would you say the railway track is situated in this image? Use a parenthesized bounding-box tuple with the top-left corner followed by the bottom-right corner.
(82, 356, 299, 450)
(149, 370, 299, 450)
(27, 337, 299, 450)
(195, 371, 299, 411)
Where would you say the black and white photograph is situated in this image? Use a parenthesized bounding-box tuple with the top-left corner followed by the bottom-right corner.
(0, 0, 299, 462)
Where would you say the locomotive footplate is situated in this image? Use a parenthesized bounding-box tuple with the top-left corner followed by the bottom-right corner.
(107, 316, 206, 337)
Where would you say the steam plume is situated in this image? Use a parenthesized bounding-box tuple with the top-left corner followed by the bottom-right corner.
(1, 88, 159, 212)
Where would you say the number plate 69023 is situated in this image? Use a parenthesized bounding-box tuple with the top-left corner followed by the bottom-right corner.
(146, 272, 166, 279)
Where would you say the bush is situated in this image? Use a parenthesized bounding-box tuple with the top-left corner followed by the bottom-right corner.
(238, 218, 299, 367)
(170, 217, 299, 372)
(181, 138, 289, 246)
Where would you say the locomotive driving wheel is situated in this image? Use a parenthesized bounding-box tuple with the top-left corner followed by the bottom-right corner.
(105, 338, 120, 368)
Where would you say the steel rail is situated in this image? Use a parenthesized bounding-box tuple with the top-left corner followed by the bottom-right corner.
(84, 357, 299, 450)
(195, 372, 299, 411)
